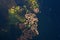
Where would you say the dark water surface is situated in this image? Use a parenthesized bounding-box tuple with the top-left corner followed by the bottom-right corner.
(0, 0, 60, 40)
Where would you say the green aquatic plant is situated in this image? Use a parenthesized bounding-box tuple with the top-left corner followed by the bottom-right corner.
(8, 0, 40, 40)
(8, 6, 26, 24)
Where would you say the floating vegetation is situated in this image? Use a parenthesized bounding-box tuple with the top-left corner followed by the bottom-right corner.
(9, 6, 15, 14)
(24, 13, 39, 35)
(2, 0, 40, 40)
